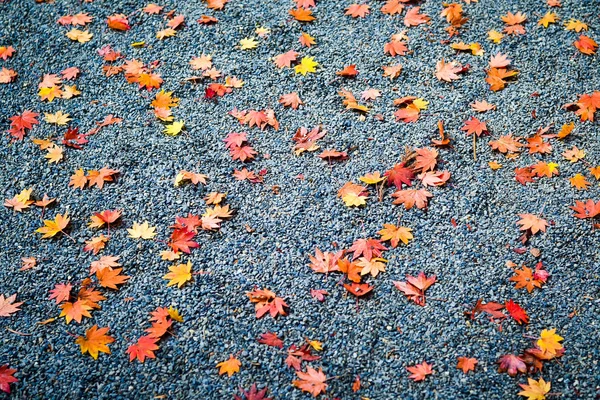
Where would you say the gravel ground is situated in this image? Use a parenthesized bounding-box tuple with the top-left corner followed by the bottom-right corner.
(1, 0, 600, 398)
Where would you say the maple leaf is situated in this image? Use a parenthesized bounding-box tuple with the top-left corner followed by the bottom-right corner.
(127, 222, 157, 239)
(289, 8, 316, 22)
(293, 366, 327, 397)
(486, 67, 518, 91)
(565, 19, 587, 32)
(471, 100, 496, 112)
(394, 272, 436, 306)
(570, 174, 590, 190)
(510, 266, 543, 293)
(381, 0, 404, 15)
(87, 167, 119, 189)
(273, 50, 298, 68)
(127, 336, 160, 363)
(107, 14, 130, 30)
(0, 294, 23, 317)
(310, 289, 328, 302)
(407, 361, 433, 381)
(419, 171, 450, 187)
(247, 289, 288, 318)
(36, 212, 70, 238)
(84, 235, 109, 255)
(96, 268, 130, 290)
(0, 67, 17, 84)
(239, 37, 258, 50)
(435, 59, 463, 82)
(217, 355, 241, 377)
(490, 134, 522, 153)
(506, 299, 529, 324)
(61, 67, 80, 80)
(76, 325, 114, 359)
(146, 319, 173, 338)
(234, 384, 273, 400)
(60, 299, 92, 324)
(518, 377, 551, 400)
(168, 228, 199, 253)
(0, 46, 15, 60)
(143, 3, 164, 14)
(456, 357, 477, 374)
(0, 365, 17, 394)
(574, 35, 598, 55)
(382, 64, 403, 79)
(537, 328, 563, 356)
(532, 162, 559, 178)
(570, 199, 600, 219)
(3, 188, 34, 212)
(336, 64, 359, 77)
(45, 111, 72, 125)
(295, 56, 318, 75)
(163, 120, 184, 136)
(517, 214, 548, 234)
(308, 248, 342, 274)
(385, 163, 414, 188)
(280, 92, 303, 109)
(175, 170, 209, 186)
(49, 283, 72, 304)
(391, 189, 432, 210)
(348, 238, 387, 260)
(163, 260, 193, 288)
(404, 7, 430, 26)
(538, 11, 558, 28)
(66, 29, 93, 43)
(563, 146, 585, 162)
(89, 209, 122, 229)
(337, 182, 368, 207)
(378, 224, 413, 247)
(413, 147, 438, 172)
(299, 32, 316, 47)
(356, 257, 386, 277)
(498, 354, 527, 376)
(344, 282, 373, 297)
(345, 4, 370, 18)
(258, 332, 284, 348)
(8, 110, 39, 140)
(461, 117, 488, 137)
(384, 40, 408, 56)
(89, 255, 120, 274)
(45, 145, 64, 164)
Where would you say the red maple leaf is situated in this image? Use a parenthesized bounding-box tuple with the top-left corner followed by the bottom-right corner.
(348, 238, 387, 260)
(385, 163, 414, 188)
(168, 228, 199, 253)
(257, 332, 284, 349)
(498, 354, 527, 376)
(505, 299, 529, 324)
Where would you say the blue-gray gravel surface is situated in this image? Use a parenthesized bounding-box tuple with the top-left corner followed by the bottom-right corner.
(1, 0, 600, 399)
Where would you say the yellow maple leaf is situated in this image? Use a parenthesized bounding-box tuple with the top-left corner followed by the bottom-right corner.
(75, 325, 114, 360)
(216, 355, 241, 377)
(38, 86, 62, 102)
(163, 260, 193, 288)
(564, 19, 588, 32)
(45, 145, 64, 164)
(518, 377, 551, 400)
(538, 12, 558, 28)
(487, 30, 504, 44)
(359, 172, 385, 185)
(306, 339, 323, 351)
(378, 223, 413, 247)
(537, 328, 564, 356)
(61, 85, 81, 99)
(36, 212, 70, 238)
(295, 56, 318, 75)
(44, 111, 71, 125)
(255, 26, 271, 37)
(156, 28, 177, 40)
(569, 174, 590, 190)
(66, 29, 93, 43)
(413, 98, 429, 110)
(239, 37, 258, 50)
(488, 161, 503, 170)
(168, 306, 184, 322)
(164, 120, 184, 136)
(127, 221, 157, 239)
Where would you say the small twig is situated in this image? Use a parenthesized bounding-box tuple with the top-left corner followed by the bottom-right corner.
(6, 328, 32, 336)
(428, 297, 448, 302)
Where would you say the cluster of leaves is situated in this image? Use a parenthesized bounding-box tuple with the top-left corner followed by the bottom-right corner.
(338, 147, 449, 210)
(126, 307, 183, 363)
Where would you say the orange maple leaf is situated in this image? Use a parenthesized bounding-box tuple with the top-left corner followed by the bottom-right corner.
(127, 336, 160, 363)
(407, 361, 433, 381)
(293, 367, 327, 397)
(76, 325, 114, 359)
